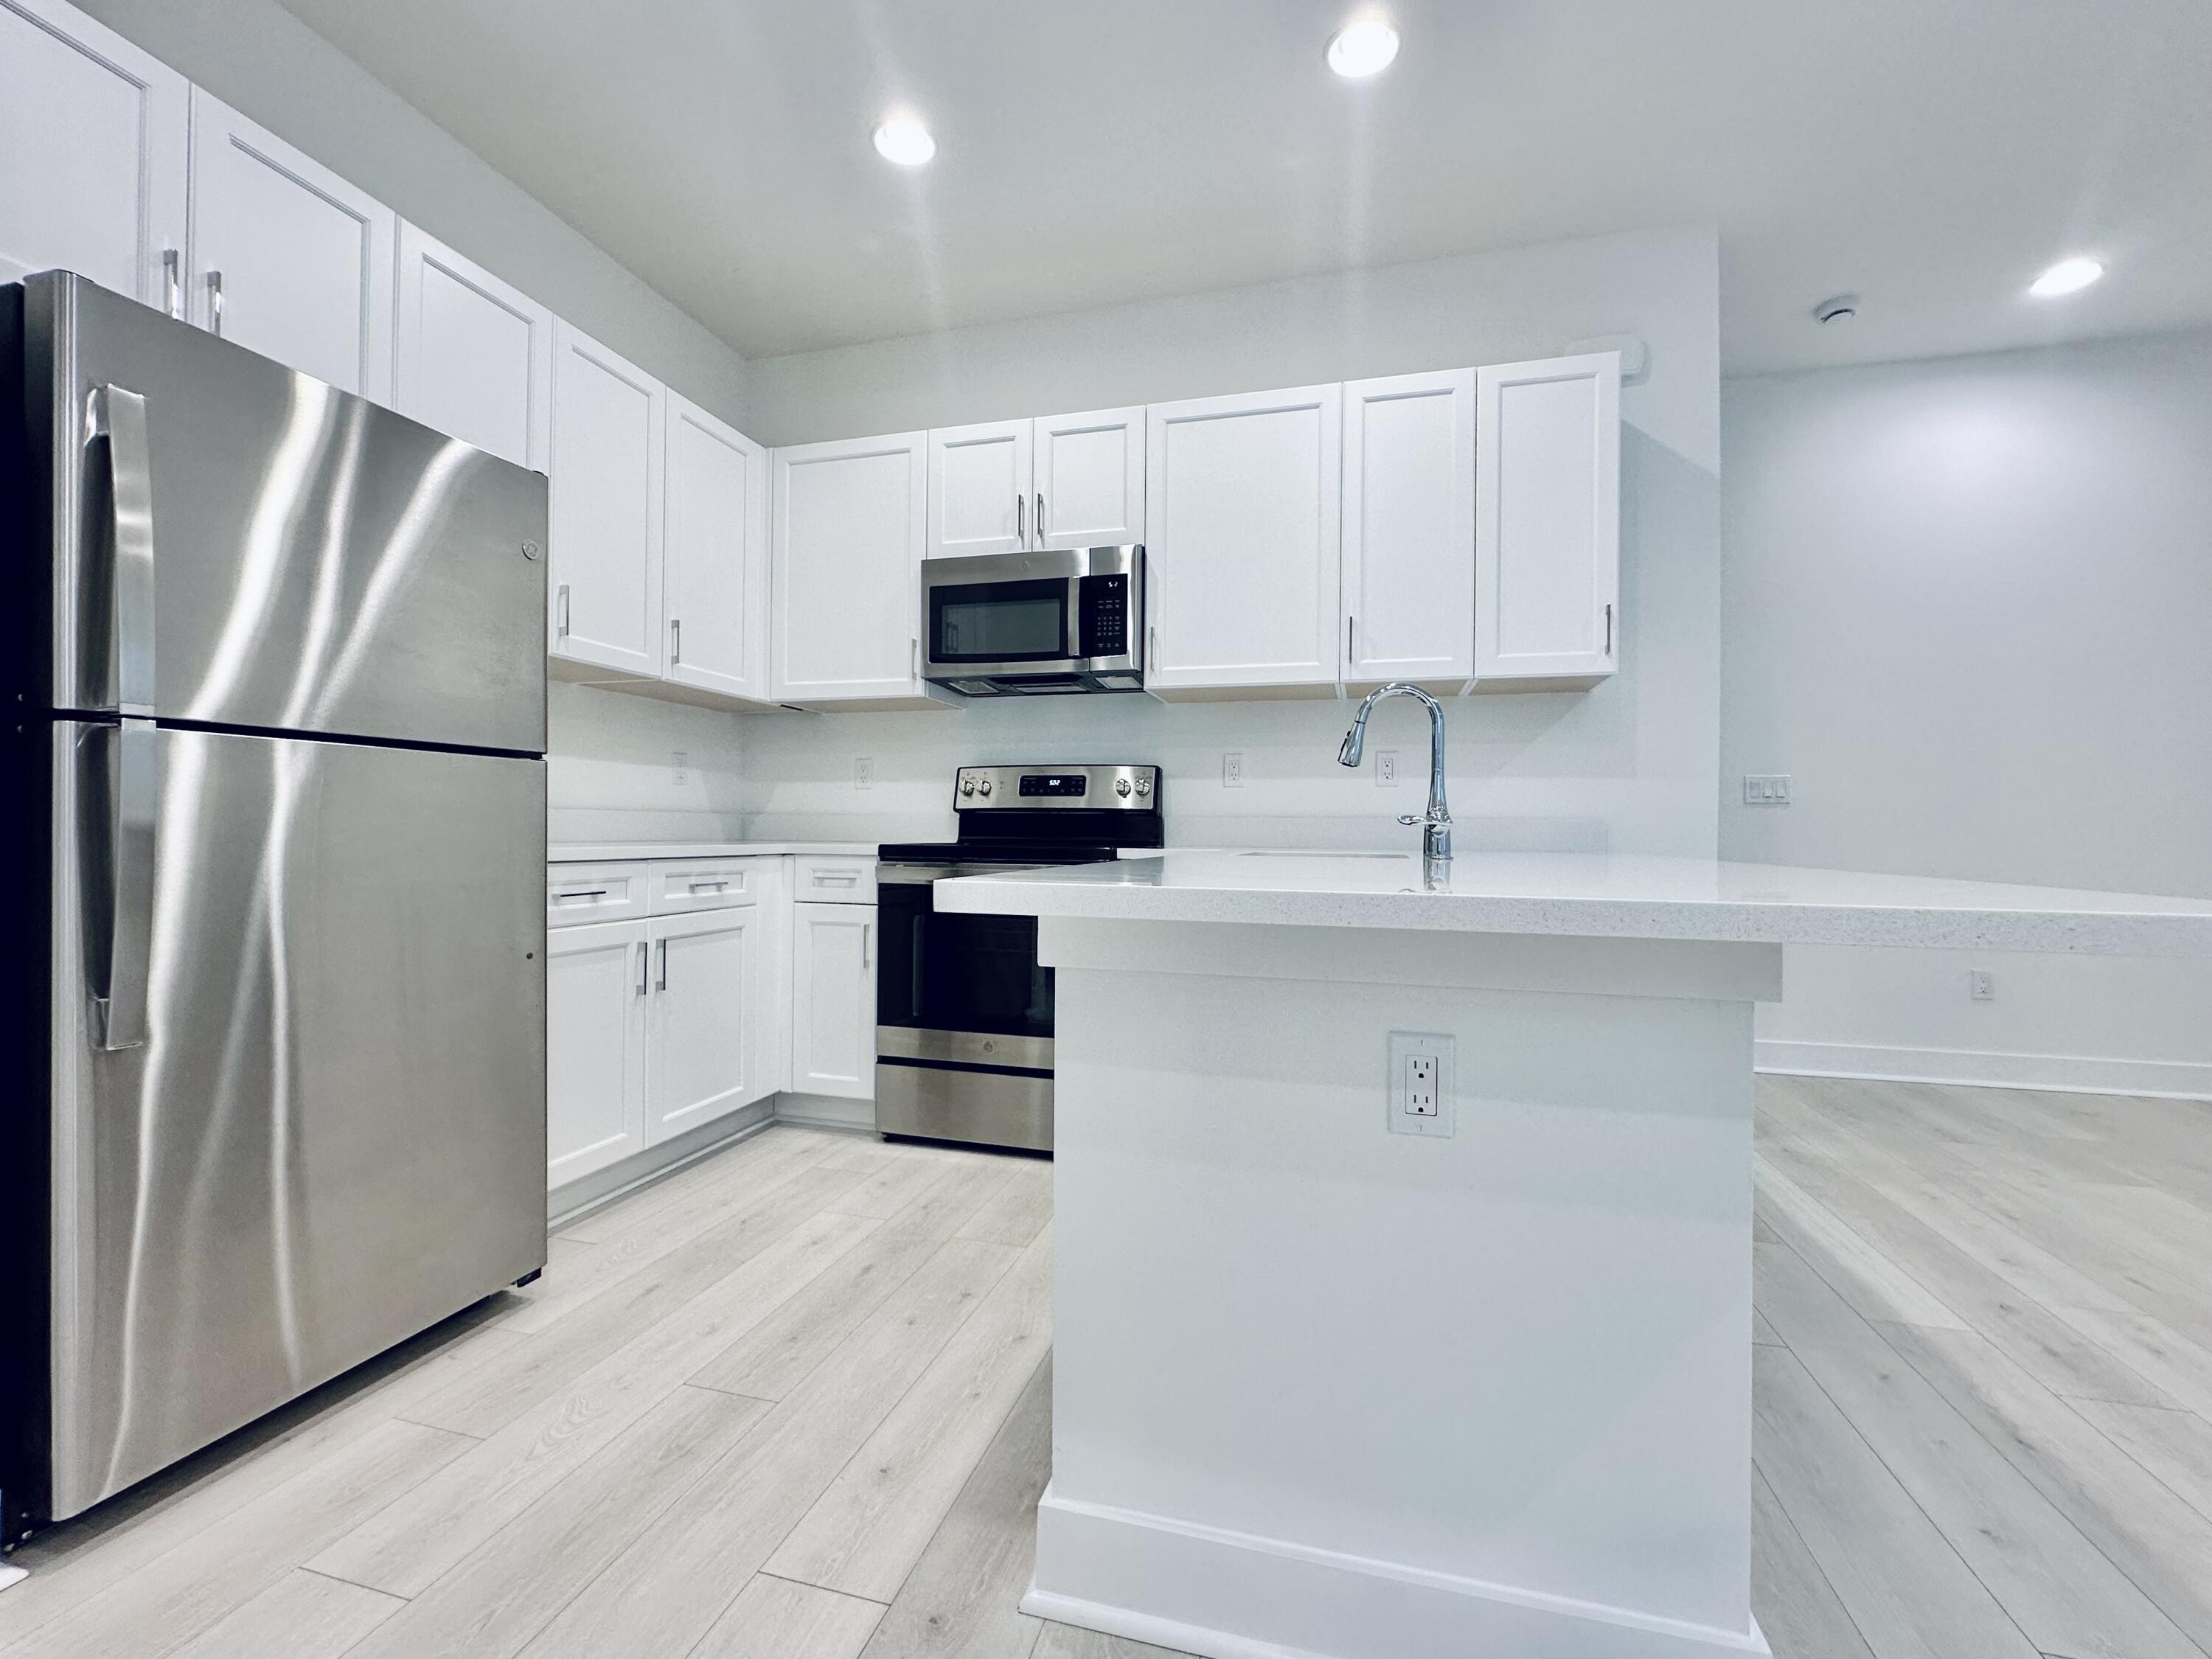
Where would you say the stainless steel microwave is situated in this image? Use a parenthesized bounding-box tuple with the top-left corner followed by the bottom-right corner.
(918, 546, 1147, 696)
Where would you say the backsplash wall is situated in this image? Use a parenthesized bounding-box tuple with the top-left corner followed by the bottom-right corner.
(547, 681, 751, 843)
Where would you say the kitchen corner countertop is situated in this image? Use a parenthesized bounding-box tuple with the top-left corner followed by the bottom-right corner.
(935, 848, 2212, 956)
(548, 841, 880, 863)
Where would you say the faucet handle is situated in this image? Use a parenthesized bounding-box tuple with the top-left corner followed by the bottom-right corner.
(1397, 811, 1449, 828)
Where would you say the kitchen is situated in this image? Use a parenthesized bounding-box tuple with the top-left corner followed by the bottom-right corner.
(5, 3, 2212, 1658)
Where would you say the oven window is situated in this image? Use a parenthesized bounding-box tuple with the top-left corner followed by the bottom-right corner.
(930, 578, 1068, 663)
(878, 883, 1052, 1039)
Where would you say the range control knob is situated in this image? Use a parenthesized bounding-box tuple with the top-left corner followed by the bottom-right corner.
(1115, 777, 1133, 797)
(978, 779, 992, 796)
(960, 777, 975, 796)
(1135, 775, 1152, 796)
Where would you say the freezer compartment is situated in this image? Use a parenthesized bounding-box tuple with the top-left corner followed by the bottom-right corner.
(22, 272, 545, 753)
(47, 722, 546, 1520)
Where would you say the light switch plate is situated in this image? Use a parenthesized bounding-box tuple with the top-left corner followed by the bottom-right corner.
(1387, 1030, 1455, 1138)
(1742, 773, 1792, 806)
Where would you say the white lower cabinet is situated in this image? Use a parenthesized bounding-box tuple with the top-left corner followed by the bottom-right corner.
(790, 900, 877, 1099)
(546, 916, 649, 1186)
(546, 857, 787, 1193)
(645, 905, 762, 1142)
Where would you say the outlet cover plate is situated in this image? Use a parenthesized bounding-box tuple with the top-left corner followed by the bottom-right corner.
(1387, 1030, 1455, 1138)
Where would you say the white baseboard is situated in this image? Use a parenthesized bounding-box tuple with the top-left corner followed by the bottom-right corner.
(773, 1091, 877, 1131)
(1026, 1489, 1767, 1659)
(1754, 1040, 2212, 1102)
(547, 1102, 773, 1229)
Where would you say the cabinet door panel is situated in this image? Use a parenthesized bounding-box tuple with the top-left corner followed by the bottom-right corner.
(547, 917, 647, 1187)
(928, 420, 1030, 557)
(647, 908, 759, 1142)
(394, 222, 551, 468)
(1034, 406, 1144, 549)
(550, 323, 665, 674)
(0, 0, 188, 307)
(1474, 352, 1621, 685)
(771, 434, 927, 702)
(1342, 370, 1475, 685)
(664, 393, 768, 698)
(790, 903, 875, 1100)
(1145, 385, 1341, 692)
(186, 88, 394, 399)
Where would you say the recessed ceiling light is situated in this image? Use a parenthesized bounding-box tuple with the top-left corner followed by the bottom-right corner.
(872, 118, 936, 167)
(1326, 18, 1400, 79)
(2028, 256, 2104, 298)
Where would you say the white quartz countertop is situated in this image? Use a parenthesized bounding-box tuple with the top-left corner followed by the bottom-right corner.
(548, 841, 879, 863)
(933, 849, 2212, 956)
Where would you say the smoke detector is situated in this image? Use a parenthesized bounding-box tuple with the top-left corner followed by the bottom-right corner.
(1812, 293, 1860, 325)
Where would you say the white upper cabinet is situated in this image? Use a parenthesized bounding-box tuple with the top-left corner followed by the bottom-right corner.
(549, 322, 666, 675)
(1144, 383, 1343, 695)
(0, 0, 188, 309)
(392, 222, 552, 469)
(186, 88, 394, 399)
(927, 420, 1032, 557)
(772, 432, 931, 704)
(1034, 405, 1145, 549)
(1473, 352, 1621, 687)
(1341, 369, 1475, 686)
(927, 408, 1147, 558)
(663, 392, 769, 700)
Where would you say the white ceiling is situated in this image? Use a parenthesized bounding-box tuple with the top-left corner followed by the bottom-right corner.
(276, 0, 2212, 372)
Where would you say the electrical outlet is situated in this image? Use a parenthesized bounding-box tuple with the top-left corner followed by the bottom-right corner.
(670, 750, 689, 787)
(1743, 773, 1792, 806)
(1969, 969, 1996, 1002)
(855, 756, 874, 790)
(1377, 749, 1399, 787)
(1387, 1031, 1455, 1138)
(1222, 751, 1245, 788)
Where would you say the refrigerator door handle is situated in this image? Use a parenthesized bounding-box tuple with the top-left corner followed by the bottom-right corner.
(88, 718, 160, 1051)
(86, 383, 158, 717)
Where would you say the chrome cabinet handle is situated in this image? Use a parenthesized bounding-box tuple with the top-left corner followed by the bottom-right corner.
(1604, 602, 1614, 655)
(911, 636, 919, 678)
(556, 583, 571, 639)
(656, 938, 669, 992)
(689, 879, 728, 894)
(1015, 492, 1024, 546)
(554, 887, 608, 902)
(161, 248, 181, 319)
(636, 939, 648, 996)
(87, 719, 159, 1050)
(1147, 622, 1158, 669)
(861, 922, 872, 971)
(86, 384, 158, 717)
(670, 616, 681, 664)
(1035, 493, 1045, 547)
(205, 270, 224, 338)
(1346, 613, 1354, 665)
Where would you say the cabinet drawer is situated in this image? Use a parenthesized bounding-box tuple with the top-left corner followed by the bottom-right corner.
(650, 858, 762, 914)
(793, 855, 877, 903)
(547, 863, 649, 928)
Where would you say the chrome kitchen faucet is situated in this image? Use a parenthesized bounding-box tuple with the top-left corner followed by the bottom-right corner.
(1337, 683, 1453, 861)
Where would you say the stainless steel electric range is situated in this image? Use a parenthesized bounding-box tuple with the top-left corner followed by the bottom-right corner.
(875, 764, 1164, 1152)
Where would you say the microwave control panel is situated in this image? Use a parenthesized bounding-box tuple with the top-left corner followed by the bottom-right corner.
(1077, 572, 1130, 659)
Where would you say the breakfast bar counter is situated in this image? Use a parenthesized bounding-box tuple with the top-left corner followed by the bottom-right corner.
(936, 852, 2212, 1659)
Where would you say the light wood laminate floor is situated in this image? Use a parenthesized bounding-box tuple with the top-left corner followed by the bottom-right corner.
(4, 1078, 2211, 1659)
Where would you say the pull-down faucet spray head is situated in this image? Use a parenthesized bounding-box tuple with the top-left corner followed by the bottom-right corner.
(1336, 714, 1368, 768)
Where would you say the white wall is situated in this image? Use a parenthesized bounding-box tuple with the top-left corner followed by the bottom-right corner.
(1723, 328, 2212, 1096)
(546, 684, 751, 844)
(740, 229, 1723, 859)
(76, 0, 750, 425)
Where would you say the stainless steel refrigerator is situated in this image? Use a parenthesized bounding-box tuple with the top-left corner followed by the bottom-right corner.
(1, 273, 548, 1540)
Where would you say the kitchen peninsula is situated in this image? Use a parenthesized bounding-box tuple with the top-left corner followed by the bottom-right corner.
(936, 851, 2212, 1659)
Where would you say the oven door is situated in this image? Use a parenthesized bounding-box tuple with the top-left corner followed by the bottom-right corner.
(876, 866, 1054, 1070)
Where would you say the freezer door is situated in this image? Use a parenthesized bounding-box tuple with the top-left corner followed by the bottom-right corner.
(26, 272, 545, 752)
(49, 722, 546, 1519)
